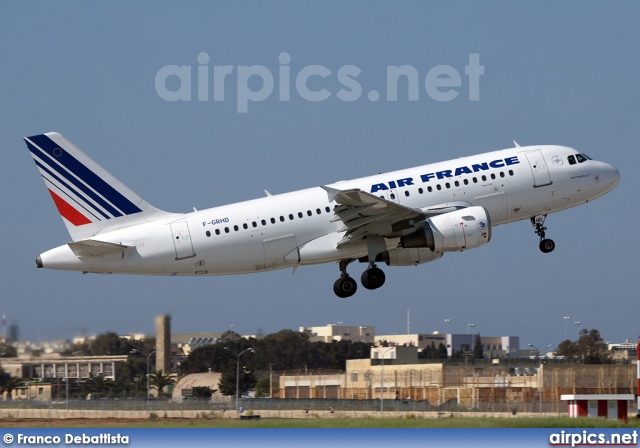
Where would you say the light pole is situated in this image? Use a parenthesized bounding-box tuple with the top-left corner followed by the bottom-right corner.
(444, 319, 451, 334)
(226, 347, 253, 412)
(372, 347, 394, 413)
(574, 321, 582, 338)
(467, 323, 475, 334)
(528, 344, 542, 414)
(563, 316, 570, 341)
(131, 348, 161, 412)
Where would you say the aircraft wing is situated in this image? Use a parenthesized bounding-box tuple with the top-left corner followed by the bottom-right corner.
(321, 186, 425, 247)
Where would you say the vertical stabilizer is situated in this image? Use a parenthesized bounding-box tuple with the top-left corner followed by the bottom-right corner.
(24, 132, 172, 241)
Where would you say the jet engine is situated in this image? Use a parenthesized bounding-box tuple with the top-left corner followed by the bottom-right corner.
(400, 206, 491, 252)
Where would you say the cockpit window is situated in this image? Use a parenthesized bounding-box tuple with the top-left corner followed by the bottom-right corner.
(568, 155, 576, 165)
(581, 153, 592, 160)
(576, 154, 588, 163)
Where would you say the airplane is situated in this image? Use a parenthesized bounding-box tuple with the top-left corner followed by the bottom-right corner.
(24, 132, 620, 298)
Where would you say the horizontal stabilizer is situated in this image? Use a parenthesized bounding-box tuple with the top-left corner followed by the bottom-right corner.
(68, 240, 133, 258)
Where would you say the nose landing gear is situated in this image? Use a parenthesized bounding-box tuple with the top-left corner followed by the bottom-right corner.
(532, 215, 555, 253)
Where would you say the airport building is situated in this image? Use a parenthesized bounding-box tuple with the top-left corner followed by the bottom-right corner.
(300, 324, 375, 343)
(374, 333, 519, 359)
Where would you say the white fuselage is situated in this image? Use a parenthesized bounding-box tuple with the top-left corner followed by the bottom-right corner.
(38, 145, 620, 275)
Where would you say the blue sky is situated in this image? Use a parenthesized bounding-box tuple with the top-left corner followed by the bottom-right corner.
(1, 2, 639, 348)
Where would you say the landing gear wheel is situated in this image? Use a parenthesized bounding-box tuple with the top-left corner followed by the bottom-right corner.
(539, 239, 555, 253)
(333, 276, 357, 298)
(531, 215, 555, 254)
(361, 267, 386, 290)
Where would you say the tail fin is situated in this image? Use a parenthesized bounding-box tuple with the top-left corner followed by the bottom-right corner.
(24, 132, 172, 241)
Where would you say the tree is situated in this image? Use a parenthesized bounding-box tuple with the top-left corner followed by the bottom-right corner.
(149, 370, 175, 397)
(254, 377, 270, 398)
(0, 373, 23, 401)
(191, 386, 214, 400)
(86, 373, 109, 393)
(556, 328, 611, 363)
(116, 358, 148, 382)
(473, 334, 484, 359)
(219, 364, 255, 397)
(7, 321, 19, 344)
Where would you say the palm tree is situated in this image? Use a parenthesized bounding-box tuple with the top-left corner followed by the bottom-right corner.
(149, 370, 175, 397)
(86, 373, 110, 397)
(0, 374, 24, 401)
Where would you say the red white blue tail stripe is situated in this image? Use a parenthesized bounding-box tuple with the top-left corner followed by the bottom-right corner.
(25, 133, 143, 227)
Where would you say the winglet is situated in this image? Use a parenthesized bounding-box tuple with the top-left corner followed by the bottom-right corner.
(513, 140, 521, 148)
(320, 185, 341, 203)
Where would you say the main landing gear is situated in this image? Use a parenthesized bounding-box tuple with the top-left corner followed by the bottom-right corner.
(532, 215, 555, 253)
(333, 259, 386, 298)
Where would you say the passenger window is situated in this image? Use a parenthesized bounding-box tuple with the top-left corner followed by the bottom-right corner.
(390, 193, 396, 199)
(427, 186, 433, 192)
(224, 227, 229, 233)
(464, 179, 469, 185)
(576, 154, 587, 163)
(445, 182, 450, 189)
(252, 221, 257, 228)
(404, 191, 410, 197)
(280, 216, 285, 222)
(206, 231, 211, 237)
(316, 208, 321, 215)
(454, 181, 459, 187)
(270, 217, 276, 224)
(215, 229, 220, 235)
(500, 171, 505, 178)
(418, 188, 423, 194)
(307, 210, 312, 217)
(568, 155, 576, 165)
(325, 207, 330, 213)
(473, 177, 478, 183)
(289, 214, 294, 220)
(298, 212, 303, 218)
(490, 173, 496, 180)
(509, 170, 514, 176)
(481, 175, 487, 182)
(242, 223, 248, 230)
(261, 219, 266, 226)
(233, 225, 239, 231)
(436, 184, 442, 191)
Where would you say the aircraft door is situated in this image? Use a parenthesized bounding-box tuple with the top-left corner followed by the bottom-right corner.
(525, 151, 552, 187)
(170, 222, 196, 260)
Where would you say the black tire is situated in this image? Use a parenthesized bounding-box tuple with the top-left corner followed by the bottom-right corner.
(361, 267, 386, 290)
(333, 276, 357, 298)
(539, 239, 555, 253)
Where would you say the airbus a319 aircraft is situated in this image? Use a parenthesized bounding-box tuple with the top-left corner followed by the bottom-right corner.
(25, 133, 619, 298)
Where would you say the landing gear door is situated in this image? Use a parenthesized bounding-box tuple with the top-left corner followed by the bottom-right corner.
(525, 151, 552, 187)
(170, 221, 196, 260)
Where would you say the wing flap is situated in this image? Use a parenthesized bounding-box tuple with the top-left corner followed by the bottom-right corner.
(321, 186, 424, 245)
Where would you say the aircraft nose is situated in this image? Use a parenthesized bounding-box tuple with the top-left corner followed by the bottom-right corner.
(608, 164, 620, 189)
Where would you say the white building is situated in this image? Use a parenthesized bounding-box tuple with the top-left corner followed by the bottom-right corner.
(300, 324, 374, 343)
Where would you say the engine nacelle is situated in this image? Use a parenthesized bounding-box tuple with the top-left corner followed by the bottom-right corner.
(382, 247, 444, 266)
(400, 206, 491, 252)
